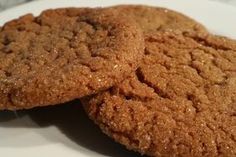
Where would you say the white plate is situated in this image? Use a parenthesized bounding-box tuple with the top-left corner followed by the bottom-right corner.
(0, 0, 236, 157)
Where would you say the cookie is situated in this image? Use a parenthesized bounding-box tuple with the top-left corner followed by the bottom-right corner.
(111, 5, 207, 33)
(83, 32, 236, 157)
(0, 8, 144, 110)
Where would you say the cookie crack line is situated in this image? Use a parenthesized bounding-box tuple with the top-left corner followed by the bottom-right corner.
(135, 68, 170, 99)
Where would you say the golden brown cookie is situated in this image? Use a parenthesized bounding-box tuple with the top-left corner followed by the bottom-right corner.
(83, 31, 236, 157)
(0, 8, 144, 110)
(111, 5, 207, 33)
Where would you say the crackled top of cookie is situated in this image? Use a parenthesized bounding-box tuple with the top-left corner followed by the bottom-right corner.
(111, 5, 207, 33)
(83, 32, 236, 157)
(0, 8, 144, 110)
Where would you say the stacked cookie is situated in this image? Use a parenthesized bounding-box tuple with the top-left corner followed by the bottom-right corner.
(0, 5, 236, 157)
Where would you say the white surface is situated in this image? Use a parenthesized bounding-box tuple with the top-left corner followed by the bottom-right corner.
(0, 0, 236, 157)
(213, 0, 236, 6)
(1, 0, 236, 12)
(0, 0, 31, 11)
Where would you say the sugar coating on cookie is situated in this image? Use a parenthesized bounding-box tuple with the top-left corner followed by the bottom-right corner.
(0, 8, 144, 110)
(111, 5, 207, 33)
(83, 32, 236, 157)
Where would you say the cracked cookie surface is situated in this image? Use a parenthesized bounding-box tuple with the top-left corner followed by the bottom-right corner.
(111, 5, 207, 33)
(0, 8, 144, 110)
(83, 31, 236, 157)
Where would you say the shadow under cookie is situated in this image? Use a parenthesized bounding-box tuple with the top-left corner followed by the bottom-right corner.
(0, 100, 143, 157)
